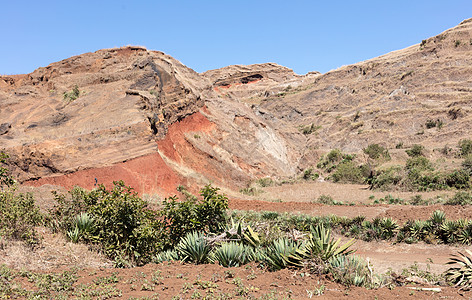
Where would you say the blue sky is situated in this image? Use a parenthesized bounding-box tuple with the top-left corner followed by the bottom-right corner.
(1, 1, 471, 75)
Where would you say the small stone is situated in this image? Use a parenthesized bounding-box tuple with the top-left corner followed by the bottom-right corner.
(0, 123, 11, 135)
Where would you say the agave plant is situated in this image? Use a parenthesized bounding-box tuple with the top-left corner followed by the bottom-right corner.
(67, 226, 81, 243)
(67, 212, 95, 243)
(445, 250, 472, 290)
(429, 210, 446, 232)
(329, 255, 370, 287)
(211, 242, 254, 267)
(154, 250, 179, 264)
(440, 220, 460, 243)
(409, 220, 427, 239)
(177, 231, 211, 264)
(216, 218, 260, 248)
(75, 212, 95, 233)
(264, 237, 305, 271)
(379, 218, 398, 240)
(458, 224, 472, 245)
(304, 224, 355, 262)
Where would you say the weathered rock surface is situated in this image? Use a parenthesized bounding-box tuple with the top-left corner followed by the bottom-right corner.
(1, 19, 472, 195)
(1, 47, 302, 194)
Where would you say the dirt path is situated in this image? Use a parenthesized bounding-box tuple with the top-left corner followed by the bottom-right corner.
(229, 198, 472, 222)
(255, 181, 456, 204)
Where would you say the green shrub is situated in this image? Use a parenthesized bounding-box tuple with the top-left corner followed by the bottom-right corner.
(373, 195, 405, 205)
(459, 139, 472, 157)
(331, 161, 365, 184)
(50, 182, 162, 266)
(299, 123, 321, 135)
(160, 184, 228, 248)
(49, 187, 91, 233)
(87, 182, 163, 266)
(462, 155, 472, 175)
(425, 119, 443, 129)
(370, 166, 403, 190)
(445, 170, 470, 189)
(255, 177, 274, 187)
(405, 144, 425, 157)
(0, 191, 43, 245)
(363, 144, 390, 160)
(317, 149, 357, 175)
(303, 168, 319, 180)
(0, 152, 15, 188)
(63, 85, 80, 102)
(405, 157, 433, 171)
(327, 149, 343, 163)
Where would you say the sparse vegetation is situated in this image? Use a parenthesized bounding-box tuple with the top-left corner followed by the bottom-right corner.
(0, 190, 43, 246)
(0, 152, 15, 188)
(63, 85, 81, 102)
(459, 139, 472, 157)
(314, 194, 353, 206)
(405, 144, 425, 157)
(227, 209, 472, 255)
(302, 167, 319, 181)
(425, 118, 443, 129)
(298, 123, 321, 135)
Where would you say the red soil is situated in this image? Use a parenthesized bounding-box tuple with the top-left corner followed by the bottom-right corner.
(26, 152, 184, 196)
(25, 111, 233, 197)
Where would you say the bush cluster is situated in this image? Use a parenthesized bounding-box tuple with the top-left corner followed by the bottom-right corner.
(49, 182, 228, 266)
(63, 85, 80, 102)
(371, 156, 471, 191)
(405, 144, 425, 157)
(317, 149, 368, 184)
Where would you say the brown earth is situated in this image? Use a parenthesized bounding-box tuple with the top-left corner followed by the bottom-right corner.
(5, 262, 469, 299)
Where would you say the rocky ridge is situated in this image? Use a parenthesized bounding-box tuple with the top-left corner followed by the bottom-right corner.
(1, 19, 471, 195)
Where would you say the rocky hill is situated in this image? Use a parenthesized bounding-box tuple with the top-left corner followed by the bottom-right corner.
(1, 19, 471, 196)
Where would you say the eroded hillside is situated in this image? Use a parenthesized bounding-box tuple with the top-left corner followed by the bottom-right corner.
(0, 47, 303, 195)
(1, 19, 471, 195)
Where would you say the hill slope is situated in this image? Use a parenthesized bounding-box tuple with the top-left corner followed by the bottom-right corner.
(1, 19, 471, 195)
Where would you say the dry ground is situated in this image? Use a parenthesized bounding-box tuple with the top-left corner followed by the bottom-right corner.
(2, 182, 472, 299)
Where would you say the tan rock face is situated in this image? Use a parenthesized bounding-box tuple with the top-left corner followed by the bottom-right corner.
(0, 47, 302, 195)
(254, 19, 472, 168)
(1, 19, 472, 195)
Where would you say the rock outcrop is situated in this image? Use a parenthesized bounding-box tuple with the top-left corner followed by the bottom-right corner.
(1, 19, 471, 195)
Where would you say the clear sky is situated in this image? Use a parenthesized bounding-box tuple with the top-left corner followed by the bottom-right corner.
(1, 1, 471, 75)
